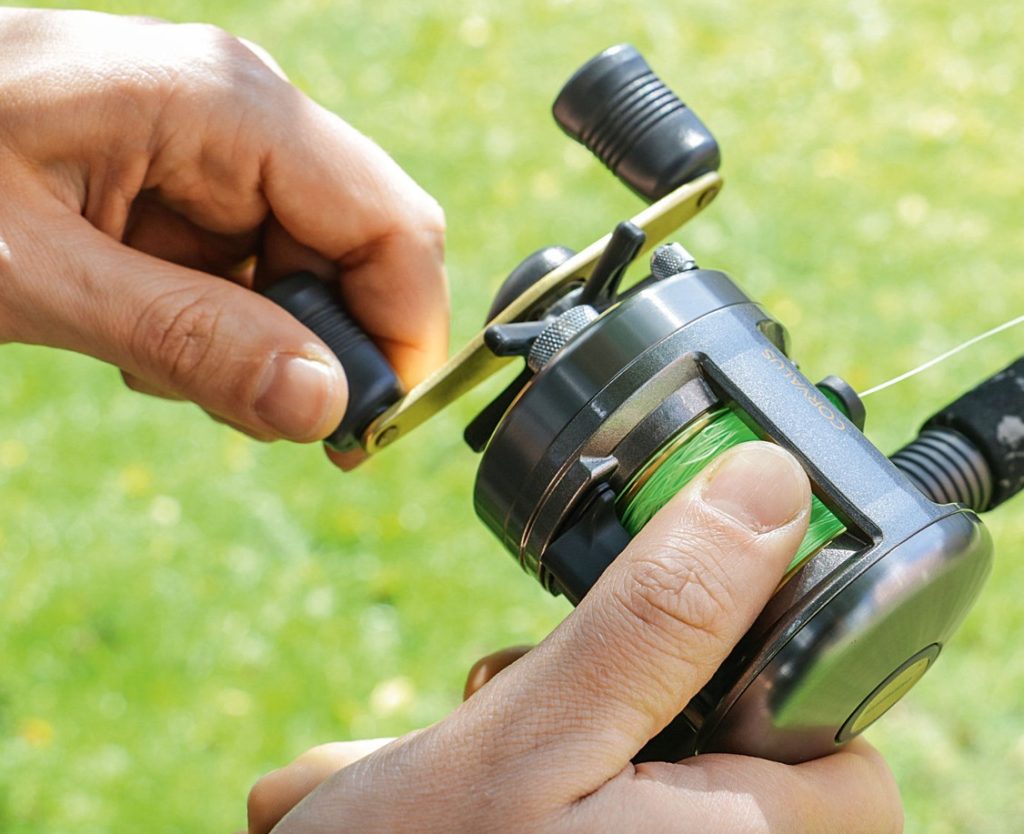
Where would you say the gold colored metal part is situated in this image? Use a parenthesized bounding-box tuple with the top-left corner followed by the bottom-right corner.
(362, 171, 724, 454)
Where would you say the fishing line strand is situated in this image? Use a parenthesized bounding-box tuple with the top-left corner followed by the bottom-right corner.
(859, 314, 1024, 398)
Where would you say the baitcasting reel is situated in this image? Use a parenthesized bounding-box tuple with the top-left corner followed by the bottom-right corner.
(265, 45, 1024, 764)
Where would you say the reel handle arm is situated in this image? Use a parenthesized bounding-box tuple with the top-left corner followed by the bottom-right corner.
(262, 273, 403, 452)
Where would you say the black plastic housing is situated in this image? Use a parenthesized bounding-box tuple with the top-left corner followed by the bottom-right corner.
(543, 486, 631, 604)
(486, 246, 576, 323)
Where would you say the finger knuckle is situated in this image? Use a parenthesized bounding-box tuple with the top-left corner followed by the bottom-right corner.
(166, 23, 281, 101)
(131, 287, 223, 387)
(177, 21, 243, 56)
(418, 194, 447, 240)
(617, 533, 739, 653)
(389, 192, 447, 260)
(125, 14, 169, 27)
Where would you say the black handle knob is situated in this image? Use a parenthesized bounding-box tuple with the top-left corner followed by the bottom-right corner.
(263, 273, 403, 452)
(553, 44, 720, 202)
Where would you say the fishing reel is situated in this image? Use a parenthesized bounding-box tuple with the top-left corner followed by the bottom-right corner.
(265, 45, 1024, 764)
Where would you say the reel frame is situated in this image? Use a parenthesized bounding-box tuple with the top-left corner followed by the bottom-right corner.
(472, 260, 993, 762)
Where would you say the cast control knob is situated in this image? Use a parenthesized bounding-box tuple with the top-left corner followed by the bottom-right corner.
(650, 243, 698, 280)
(527, 305, 600, 372)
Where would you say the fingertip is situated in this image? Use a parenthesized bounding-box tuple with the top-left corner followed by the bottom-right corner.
(246, 767, 286, 834)
(325, 445, 366, 471)
(252, 347, 348, 443)
(843, 737, 903, 809)
(463, 646, 532, 700)
(260, 104, 450, 375)
(337, 254, 449, 392)
(247, 739, 397, 834)
(698, 442, 811, 534)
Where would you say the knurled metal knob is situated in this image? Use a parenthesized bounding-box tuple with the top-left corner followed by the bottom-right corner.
(527, 305, 600, 372)
(650, 243, 698, 280)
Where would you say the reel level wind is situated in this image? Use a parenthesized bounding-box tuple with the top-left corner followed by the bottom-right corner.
(265, 45, 1024, 764)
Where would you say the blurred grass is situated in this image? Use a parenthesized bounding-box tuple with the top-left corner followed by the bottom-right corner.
(1, 0, 1022, 831)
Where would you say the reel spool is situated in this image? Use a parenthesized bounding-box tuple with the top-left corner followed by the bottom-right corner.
(265, 45, 1023, 764)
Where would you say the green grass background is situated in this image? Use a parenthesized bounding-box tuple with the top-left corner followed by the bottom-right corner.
(1, 1, 1023, 831)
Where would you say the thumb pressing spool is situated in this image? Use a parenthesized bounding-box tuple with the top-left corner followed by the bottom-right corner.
(617, 406, 848, 571)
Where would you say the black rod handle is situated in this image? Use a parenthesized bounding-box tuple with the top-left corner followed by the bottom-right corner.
(263, 273, 403, 452)
(891, 356, 1024, 511)
(923, 356, 1024, 509)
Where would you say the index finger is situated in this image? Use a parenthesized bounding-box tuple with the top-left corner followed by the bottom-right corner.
(259, 94, 449, 387)
(247, 740, 395, 834)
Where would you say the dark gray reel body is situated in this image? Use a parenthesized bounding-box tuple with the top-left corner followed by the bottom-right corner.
(473, 264, 992, 763)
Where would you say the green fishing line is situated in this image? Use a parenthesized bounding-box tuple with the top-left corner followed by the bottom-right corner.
(618, 408, 846, 572)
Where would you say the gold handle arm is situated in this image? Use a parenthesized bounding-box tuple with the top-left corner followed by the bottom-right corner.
(362, 172, 723, 453)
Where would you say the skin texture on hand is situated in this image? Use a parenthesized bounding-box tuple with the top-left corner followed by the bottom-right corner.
(0, 8, 447, 463)
(246, 444, 904, 834)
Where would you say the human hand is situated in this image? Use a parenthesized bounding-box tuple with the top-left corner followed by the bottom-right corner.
(0, 8, 446, 465)
(245, 443, 903, 833)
